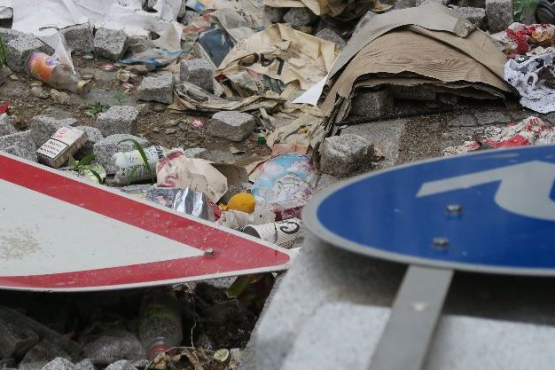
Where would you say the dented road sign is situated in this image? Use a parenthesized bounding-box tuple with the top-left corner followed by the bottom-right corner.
(0, 152, 292, 292)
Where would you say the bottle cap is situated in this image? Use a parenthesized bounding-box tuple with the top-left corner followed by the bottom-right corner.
(77, 80, 91, 96)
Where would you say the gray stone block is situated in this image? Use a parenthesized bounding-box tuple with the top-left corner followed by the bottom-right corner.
(264, 6, 286, 23)
(104, 361, 137, 370)
(93, 28, 127, 62)
(6, 36, 52, 73)
(0, 320, 39, 358)
(62, 24, 94, 54)
(449, 114, 478, 127)
(96, 106, 139, 136)
(320, 134, 372, 177)
(352, 11, 377, 39)
(41, 358, 74, 370)
(19, 362, 48, 370)
(475, 110, 511, 125)
(93, 134, 150, 174)
(0, 28, 25, 44)
(138, 73, 174, 104)
(74, 126, 104, 157)
(342, 119, 406, 169)
(283, 7, 317, 26)
(180, 58, 214, 92)
(0, 114, 16, 136)
(450, 6, 487, 24)
(74, 359, 96, 370)
(486, 0, 513, 32)
(208, 111, 255, 142)
(315, 28, 346, 48)
(0, 131, 38, 162)
(30, 112, 79, 147)
(349, 89, 394, 120)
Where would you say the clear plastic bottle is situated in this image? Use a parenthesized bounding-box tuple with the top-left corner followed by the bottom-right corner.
(138, 289, 183, 360)
(25, 52, 90, 95)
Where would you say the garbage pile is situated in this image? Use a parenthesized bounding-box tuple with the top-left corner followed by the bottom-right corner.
(443, 116, 555, 155)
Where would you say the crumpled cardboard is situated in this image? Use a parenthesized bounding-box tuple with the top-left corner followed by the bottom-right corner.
(217, 24, 339, 91)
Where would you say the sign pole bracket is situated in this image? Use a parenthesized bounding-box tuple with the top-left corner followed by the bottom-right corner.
(368, 265, 454, 370)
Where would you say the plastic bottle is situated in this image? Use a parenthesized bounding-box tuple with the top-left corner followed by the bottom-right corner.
(138, 289, 183, 360)
(25, 52, 90, 95)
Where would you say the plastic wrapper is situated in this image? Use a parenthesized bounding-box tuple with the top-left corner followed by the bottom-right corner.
(156, 150, 228, 202)
(172, 188, 216, 221)
(251, 154, 319, 220)
(112, 146, 167, 185)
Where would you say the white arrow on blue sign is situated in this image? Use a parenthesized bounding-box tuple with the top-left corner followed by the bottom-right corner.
(304, 145, 555, 275)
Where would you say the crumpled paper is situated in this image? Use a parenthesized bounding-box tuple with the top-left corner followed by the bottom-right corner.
(504, 52, 555, 113)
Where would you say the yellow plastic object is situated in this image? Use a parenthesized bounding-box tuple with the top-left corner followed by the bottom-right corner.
(227, 193, 255, 214)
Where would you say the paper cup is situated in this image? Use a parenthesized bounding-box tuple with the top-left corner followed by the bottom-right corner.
(243, 218, 301, 249)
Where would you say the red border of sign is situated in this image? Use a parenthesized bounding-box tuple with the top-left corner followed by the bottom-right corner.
(0, 153, 292, 292)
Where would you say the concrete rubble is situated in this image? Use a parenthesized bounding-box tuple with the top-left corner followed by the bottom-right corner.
(208, 111, 256, 142)
(137, 73, 174, 104)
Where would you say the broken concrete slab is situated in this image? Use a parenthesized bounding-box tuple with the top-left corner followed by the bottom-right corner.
(93, 134, 150, 174)
(138, 73, 174, 104)
(283, 7, 317, 26)
(0, 131, 38, 162)
(349, 89, 394, 120)
(486, 0, 513, 32)
(208, 111, 255, 142)
(62, 24, 94, 54)
(93, 28, 127, 62)
(29, 112, 79, 147)
(96, 106, 139, 137)
(6, 36, 52, 73)
(180, 58, 214, 92)
(342, 119, 406, 169)
(320, 134, 372, 177)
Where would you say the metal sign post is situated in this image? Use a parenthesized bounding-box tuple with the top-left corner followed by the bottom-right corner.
(304, 145, 555, 369)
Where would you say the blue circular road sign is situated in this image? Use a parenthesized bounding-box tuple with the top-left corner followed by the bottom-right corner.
(304, 145, 555, 275)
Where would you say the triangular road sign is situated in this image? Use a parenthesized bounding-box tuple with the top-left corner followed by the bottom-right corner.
(0, 152, 293, 292)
